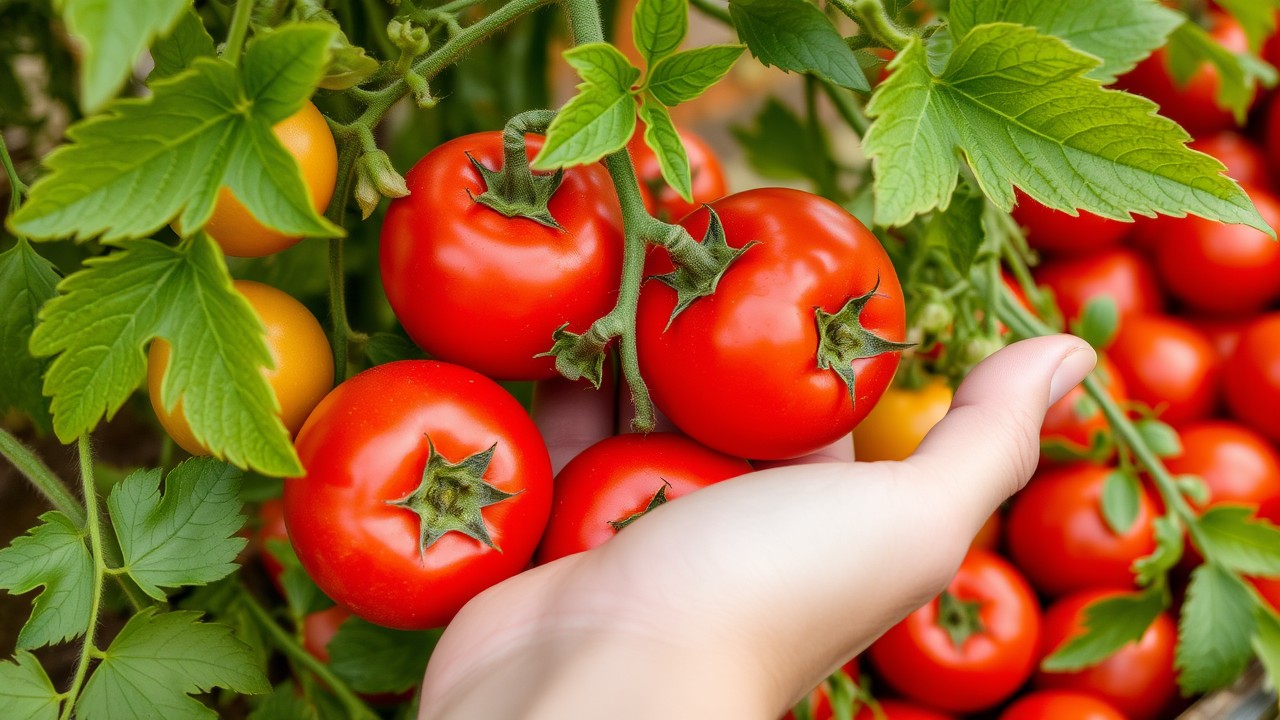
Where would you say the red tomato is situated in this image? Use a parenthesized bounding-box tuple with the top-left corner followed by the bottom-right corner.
(536, 433, 752, 563)
(1011, 189, 1129, 256)
(1265, 95, 1280, 178)
(301, 605, 348, 663)
(1033, 248, 1162, 330)
(853, 701, 955, 720)
(1109, 315, 1220, 426)
(1189, 315, 1251, 361)
(284, 360, 552, 629)
(1189, 132, 1268, 187)
(1040, 355, 1126, 457)
(998, 691, 1127, 720)
(1224, 313, 1280, 443)
(636, 189, 907, 460)
(380, 133, 624, 380)
(1034, 590, 1177, 720)
(1165, 420, 1280, 510)
(867, 550, 1041, 714)
(1152, 187, 1280, 315)
(627, 124, 727, 222)
(1116, 14, 1251, 138)
(1005, 464, 1157, 598)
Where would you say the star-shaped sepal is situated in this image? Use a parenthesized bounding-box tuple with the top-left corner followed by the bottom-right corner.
(536, 322, 609, 387)
(466, 151, 565, 230)
(652, 209, 757, 328)
(815, 277, 915, 409)
(386, 436, 520, 556)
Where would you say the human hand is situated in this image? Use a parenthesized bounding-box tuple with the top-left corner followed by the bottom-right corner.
(417, 335, 1097, 719)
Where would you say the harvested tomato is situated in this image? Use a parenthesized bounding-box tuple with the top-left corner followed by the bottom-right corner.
(1190, 132, 1269, 187)
(1035, 589, 1177, 720)
(1224, 314, 1280, 443)
(535, 433, 751, 563)
(1005, 464, 1156, 597)
(1033, 248, 1162, 330)
(1011, 189, 1129, 256)
(627, 124, 727, 221)
(381, 132, 624, 380)
(1109, 315, 1220, 426)
(998, 690, 1126, 720)
(852, 377, 951, 462)
(1040, 355, 1125, 458)
(636, 188, 907, 460)
(284, 360, 552, 629)
(868, 550, 1040, 714)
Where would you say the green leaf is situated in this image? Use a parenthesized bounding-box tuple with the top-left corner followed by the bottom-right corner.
(532, 43, 640, 170)
(0, 512, 92, 650)
(148, 6, 215, 82)
(929, 190, 985, 276)
(58, 0, 188, 112)
(1216, 0, 1280, 52)
(728, 0, 870, 92)
(77, 608, 270, 720)
(1136, 514, 1185, 587)
(0, 239, 59, 432)
(948, 0, 1182, 84)
(1100, 469, 1142, 536)
(633, 0, 688, 67)
(276, 2, 380, 91)
(646, 44, 745, 106)
(248, 682, 321, 720)
(1176, 563, 1257, 693)
(731, 96, 837, 195)
(1042, 589, 1165, 671)
(1135, 418, 1181, 457)
(863, 28, 1268, 232)
(638, 95, 692, 203)
(108, 458, 248, 600)
(10, 24, 341, 243)
(1195, 506, 1280, 577)
(1253, 606, 1280, 696)
(1165, 20, 1276, 125)
(363, 332, 427, 366)
(0, 650, 59, 720)
(1073, 296, 1119, 350)
(327, 616, 441, 694)
(29, 235, 302, 476)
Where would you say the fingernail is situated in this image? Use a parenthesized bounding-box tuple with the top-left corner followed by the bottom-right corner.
(1048, 342, 1098, 406)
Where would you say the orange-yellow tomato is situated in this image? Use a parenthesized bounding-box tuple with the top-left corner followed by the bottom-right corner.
(148, 280, 334, 456)
(852, 377, 953, 462)
(205, 101, 337, 257)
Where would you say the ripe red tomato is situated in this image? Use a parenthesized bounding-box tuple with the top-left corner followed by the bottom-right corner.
(1189, 132, 1268, 187)
(853, 701, 955, 720)
(1224, 314, 1280, 443)
(628, 124, 728, 222)
(1011, 189, 1129, 256)
(867, 550, 1041, 714)
(301, 605, 348, 663)
(852, 377, 951, 463)
(1116, 13, 1251, 138)
(1033, 248, 1162, 330)
(1034, 589, 1177, 720)
(1152, 187, 1280, 315)
(1005, 464, 1157, 598)
(535, 433, 751, 563)
(1165, 420, 1280, 510)
(636, 189, 906, 460)
(284, 360, 552, 629)
(998, 691, 1126, 720)
(1040, 355, 1126, 457)
(380, 132, 624, 380)
(1109, 315, 1220, 426)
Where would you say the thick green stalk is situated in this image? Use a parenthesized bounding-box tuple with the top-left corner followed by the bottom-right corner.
(688, 0, 732, 24)
(59, 438, 106, 720)
(1, 133, 27, 214)
(325, 139, 360, 380)
(829, 0, 912, 52)
(0, 428, 85, 526)
(223, 0, 256, 65)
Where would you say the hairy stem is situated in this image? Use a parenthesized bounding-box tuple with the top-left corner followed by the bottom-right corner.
(0, 428, 86, 526)
(223, 0, 256, 65)
(830, 0, 913, 52)
(59, 438, 105, 720)
(326, 139, 360, 380)
(0, 133, 27, 215)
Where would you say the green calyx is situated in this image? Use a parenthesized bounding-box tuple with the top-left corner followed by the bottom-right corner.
(815, 277, 914, 409)
(607, 481, 671, 532)
(936, 590, 986, 649)
(652, 209, 756, 328)
(537, 322, 610, 388)
(466, 151, 565, 230)
(386, 436, 519, 555)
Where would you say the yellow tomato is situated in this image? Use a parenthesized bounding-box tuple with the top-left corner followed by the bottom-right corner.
(204, 101, 338, 257)
(852, 377, 953, 462)
(148, 280, 334, 456)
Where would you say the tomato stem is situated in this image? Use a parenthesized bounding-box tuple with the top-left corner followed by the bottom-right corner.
(325, 137, 360, 381)
(223, 0, 255, 67)
(0, 427, 85, 526)
(58, 437, 106, 720)
(688, 0, 731, 24)
(830, 0, 913, 53)
(0, 133, 27, 215)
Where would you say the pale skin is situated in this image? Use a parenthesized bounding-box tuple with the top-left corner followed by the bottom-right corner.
(417, 335, 1097, 719)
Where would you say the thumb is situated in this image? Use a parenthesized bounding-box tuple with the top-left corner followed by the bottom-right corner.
(906, 334, 1096, 525)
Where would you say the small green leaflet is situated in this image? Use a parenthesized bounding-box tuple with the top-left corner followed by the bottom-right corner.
(148, 6, 215, 82)
(247, 683, 322, 720)
(1073, 296, 1119, 350)
(30, 234, 302, 476)
(647, 45, 745, 106)
(727, 0, 870, 92)
(638, 95, 692, 203)
(76, 608, 270, 720)
(1194, 506, 1280, 577)
(928, 190, 985, 277)
(264, 538, 335, 618)
(327, 616, 442, 694)
(633, 0, 688, 67)
(1134, 418, 1181, 457)
(10, 24, 341, 243)
(948, 0, 1182, 84)
(0, 650, 59, 720)
(363, 332, 427, 366)
(863, 27, 1268, 232)
(1176, 563, 1258, 693)
(1253, 606, 1280, 696)
(1165, 20, 1276, 125)
(275, 1, 380, 91)
(56, 0, 188, 112)
(732, 96, 838, 196)
(1135, 514, 1184, 588)
(0, 239, 59, 432)
(532, 43, 640, 169)
(1216, 0, 1280, 52)
(1100, 469, 1141, 536)
(108, 458, 249, 600)
(0, 511, 92, 650)
(1042, 588, 1164, 671)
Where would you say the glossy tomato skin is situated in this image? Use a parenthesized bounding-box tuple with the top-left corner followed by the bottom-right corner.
(1153, 187, 1280, 315)
(536, 433, 751, 563)
(1224, 314, 1280, 443)
(1033, 248, 1162, 329)
(851, 378, 951, 462)
(853, 701, 955, 720)
(1190, 132, 1269, 187)
(1006, 464, 1156, 597)
(1109, 315, 1220, 426)
(1165, 420, 1280, 510)
(628, 124, 728, 222)
(381, 133, 624, 380)
(148, 280, 334, 456)
(284, 360, 552, 630)
(1011, 189, 1129, 256)
(205, 101, 338, 257)
(1034, 590, 1177, 720)
(636, 189, 906, 460)
(998, 691, 1126, 720)
(868, 551, 1041, 714)
(1040, 355, 1126, 457)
